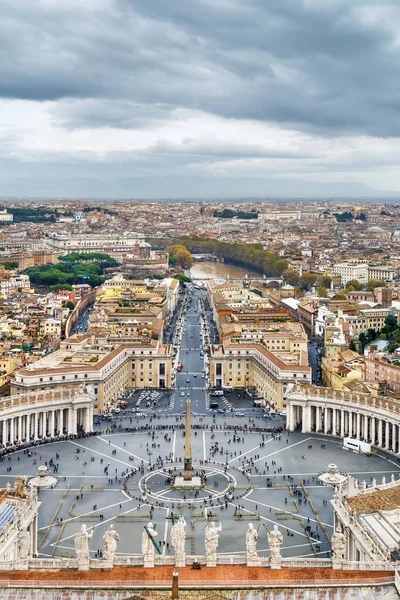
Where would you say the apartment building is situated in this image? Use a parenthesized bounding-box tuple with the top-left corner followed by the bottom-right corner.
(365, 348, 400, 394)
(368, 266, 399, 282)
(345, 307, 400, 337)
(321, 349, 364, 390)
(11, 332, 172, 412)
(209, 342, 311, 410)
(46, 232, 146, 252)
(333, 262, 369, 285)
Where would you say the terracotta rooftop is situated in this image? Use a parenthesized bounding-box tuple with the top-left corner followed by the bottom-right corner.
(0, 565, 393, 585)
(348, 485, 400, 514)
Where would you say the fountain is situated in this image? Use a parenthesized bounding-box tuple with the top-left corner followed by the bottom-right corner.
(29, 465, 57, 489)
(318, 464, 347, 487)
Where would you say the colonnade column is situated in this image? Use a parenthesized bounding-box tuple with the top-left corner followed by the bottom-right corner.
(356, 413, 361, 439)
(301, 405, 311, 433)
(49, 411, 55, 438)
(26, 414, 31, 441)
(392, 423, 397, 453)
(34, 413, 39, 440)
(324, 408, 328, 434)
(371, 417, 376, 445)
(340, 410, 345, 437)
(315, 406, 321, 432)
(385, 421, 390, 450)
(59, 409, 64, 435)
(378, 420, 383, 447)
(332, 409, 337, 436)
(85, 407, 92, 432)
(10, 418, 14, 444)
(68, 408, 77, 435)
(2, 420, 7, 445)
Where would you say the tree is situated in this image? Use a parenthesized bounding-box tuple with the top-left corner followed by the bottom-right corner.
(355, 212, 367, 221)
(345, 279, 362, 291)
(299, 272, 317, 291)
(166, 244, 193, 269)
(366, 279, 383, 291)
(333, 291, 346, 300)
(66, 300, 75, 311)
(168, 256, 177, 267)
(334, 211, 353, 222)
(294, 286, 305, 298)
(316, 285, 328, 298)
(387, 341, 400, 353)
(174, 249, 193, 269)
(382, 314, 398, 339)
(359, 332, 368, 350)
(317, 275, 332, 289)
(282, 269, 300, 286)
(367, 328, 378, 341)
(173, 273, 191, 286)
(349, 340, 357, 352)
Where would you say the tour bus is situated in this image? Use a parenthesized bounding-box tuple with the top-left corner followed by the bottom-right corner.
(343, 437, 371, 455)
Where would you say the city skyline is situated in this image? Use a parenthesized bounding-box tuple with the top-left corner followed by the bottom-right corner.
(1, 1, 400, 197)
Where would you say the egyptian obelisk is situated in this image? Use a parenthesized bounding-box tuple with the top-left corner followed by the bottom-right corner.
(184, 397, 192, 481)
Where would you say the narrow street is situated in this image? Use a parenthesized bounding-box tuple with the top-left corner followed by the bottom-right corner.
(174, 287, 207, 413)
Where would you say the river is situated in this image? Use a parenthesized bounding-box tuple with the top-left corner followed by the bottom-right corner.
(190, 260, 259, 279)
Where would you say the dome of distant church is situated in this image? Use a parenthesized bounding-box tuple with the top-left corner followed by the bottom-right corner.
(366, 226, 385, 234)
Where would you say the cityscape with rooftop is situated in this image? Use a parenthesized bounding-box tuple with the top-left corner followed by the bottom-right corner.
(2, 0, 400, 598)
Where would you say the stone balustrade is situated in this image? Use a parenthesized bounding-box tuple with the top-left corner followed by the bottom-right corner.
(0, 554, 397, 572)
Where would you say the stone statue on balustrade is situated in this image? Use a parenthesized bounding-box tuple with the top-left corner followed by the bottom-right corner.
(331, 525, 346, 566)
(246, 523, 260, 566)
(268, 525, 283, 569)
(142, 522, 158, 568)
(170, 516, 187, 568)
(13, 477, 29, 499)
(205, 522, 222, 566)
(17, 529, 31, 564)
(74, 524, 93, 571)
(103, 524, 119, 565)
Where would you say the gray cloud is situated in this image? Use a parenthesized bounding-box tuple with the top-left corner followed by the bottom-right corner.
(1, 0, 400, 197)
(0, 0, 399, 136)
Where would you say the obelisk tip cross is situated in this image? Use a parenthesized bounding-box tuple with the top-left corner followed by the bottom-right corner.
(184, 396, 192, 481)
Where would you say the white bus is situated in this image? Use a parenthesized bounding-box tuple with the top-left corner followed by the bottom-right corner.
(343, 437, 371, 455)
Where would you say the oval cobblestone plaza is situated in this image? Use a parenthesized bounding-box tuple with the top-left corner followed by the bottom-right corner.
(0, 412, 398, 561)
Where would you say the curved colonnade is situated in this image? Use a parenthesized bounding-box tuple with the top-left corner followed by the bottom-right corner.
(286, 384, 400, 454)
(0, 388, 93, 446)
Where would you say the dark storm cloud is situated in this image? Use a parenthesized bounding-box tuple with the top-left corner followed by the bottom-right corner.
(1, 0, 400, 136)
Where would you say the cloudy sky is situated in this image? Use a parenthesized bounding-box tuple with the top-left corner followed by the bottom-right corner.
(1, 0, 400, 198)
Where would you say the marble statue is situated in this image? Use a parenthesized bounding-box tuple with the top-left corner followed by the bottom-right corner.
(331, 525, 346, 561)
(246, 523, 259, 560)
(382, 476, 386, 486)
(268, 525, 283, 567)
(13, 477, 28, 498)
(205, 522, 222, 565)
(74, 524, 93, 570)
(103, 524, 119, 563)
(17, 529, 31, 561)
(170, 516, 187, 567)
(142, 522, 158, 567)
